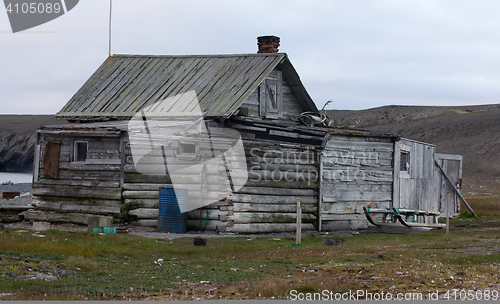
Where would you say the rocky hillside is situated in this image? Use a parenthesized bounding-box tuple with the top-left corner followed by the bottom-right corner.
(326, 104, 500, 181)
(1, 104, 499, 181)
(0, 115, 67, 172)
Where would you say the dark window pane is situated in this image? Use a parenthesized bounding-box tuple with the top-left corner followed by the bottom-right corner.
(179, 143, 196, 154)
(400, 152, 409, 171)
(76, 142, 87, 161)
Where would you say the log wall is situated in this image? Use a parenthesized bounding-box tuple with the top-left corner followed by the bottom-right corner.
(225, 139, 320, 233)
(320, 134, 394, 230)
(122, 120, 237, 232)
(31, 128, 127, 225)
(123, 134, 320, 233)
(33, 124, 455, 233)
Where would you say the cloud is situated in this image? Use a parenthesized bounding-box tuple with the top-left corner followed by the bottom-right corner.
(1, 0, 500, 113)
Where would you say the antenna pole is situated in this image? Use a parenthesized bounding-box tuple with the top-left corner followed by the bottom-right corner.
(108, 0, 112, 56)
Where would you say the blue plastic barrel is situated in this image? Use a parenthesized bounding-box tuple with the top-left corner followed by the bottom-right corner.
(158, 186, 188, 233)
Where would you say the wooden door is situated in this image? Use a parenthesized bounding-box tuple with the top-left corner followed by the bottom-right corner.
(436, 154, 463, 216)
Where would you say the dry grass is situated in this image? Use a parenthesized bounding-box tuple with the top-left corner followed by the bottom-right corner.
(0, 182, 499, 300)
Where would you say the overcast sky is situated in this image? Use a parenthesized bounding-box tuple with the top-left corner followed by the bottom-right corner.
(1, 0, 500, 114)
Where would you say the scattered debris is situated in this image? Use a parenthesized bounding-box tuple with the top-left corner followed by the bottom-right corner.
(2, 191, 20, 199)
(323, 238, 344, 246)
(19, 192, 31, 198)
(154, 259, 163, 266)
(33, 222, 50, 231)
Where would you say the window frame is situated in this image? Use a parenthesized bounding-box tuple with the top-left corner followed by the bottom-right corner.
(178, 142, 198, 154)
(400, 150, 410, 178)
(259, 72, 283, 119)
(175, 142, 199, 160)
(74, 141, 88, 162)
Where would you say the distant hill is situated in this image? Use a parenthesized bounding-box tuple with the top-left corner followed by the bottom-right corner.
(1, 105, 499, 182)
(0, 115, 67, 172)
(326, 104, 500, 181)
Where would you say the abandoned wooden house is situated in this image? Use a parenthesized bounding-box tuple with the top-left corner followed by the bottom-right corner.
(27, 36, 465, 233)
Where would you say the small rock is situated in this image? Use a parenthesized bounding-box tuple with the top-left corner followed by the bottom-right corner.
(194, 237, 207, 246)
(456, 270, 467, 276)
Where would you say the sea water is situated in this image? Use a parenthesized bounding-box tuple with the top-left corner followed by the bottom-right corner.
(0, 172, 33, 184)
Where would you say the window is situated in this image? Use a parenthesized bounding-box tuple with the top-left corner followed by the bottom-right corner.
(400, 151, 410, 172)
(178, 143, 197, 154)
(259, 73, 282, 119)
(74, 141, 88, 162)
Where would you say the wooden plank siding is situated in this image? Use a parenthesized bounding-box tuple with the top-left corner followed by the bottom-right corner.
(397, 139, 440, 216)
(320, 134, 394, 230)
(240, 68, 306, 121)
(33, 128, 127, 223)
(436, 153, 463, 216)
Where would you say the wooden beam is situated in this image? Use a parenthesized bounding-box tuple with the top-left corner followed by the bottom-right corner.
(225, 222, 315, 233)
(32, 185, 122, 200)
(20, 210, 93, 225)
(230, 212, 315, 224)
(318, 153, 323, 231)
(435, 160, 478, 220)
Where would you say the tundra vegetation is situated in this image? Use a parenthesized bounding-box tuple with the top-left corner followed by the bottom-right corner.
(0, 182, 499, 300)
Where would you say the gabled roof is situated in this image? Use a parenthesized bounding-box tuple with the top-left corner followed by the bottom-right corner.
(56, 53, 317, 121)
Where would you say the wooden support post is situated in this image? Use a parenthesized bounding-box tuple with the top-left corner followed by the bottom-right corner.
(446, 191, 450, 234)
(435, 160, 478, 220)
(296, 198, 302, 245)
(318, 153, 323, 232)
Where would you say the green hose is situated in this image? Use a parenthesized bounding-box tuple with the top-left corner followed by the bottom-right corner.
(203, 211, 210, 230)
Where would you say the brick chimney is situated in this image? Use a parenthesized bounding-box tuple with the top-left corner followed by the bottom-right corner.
(257, 35, 280, 53)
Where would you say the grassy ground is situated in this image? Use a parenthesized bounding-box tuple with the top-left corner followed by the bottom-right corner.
(0, 183, 499, 300)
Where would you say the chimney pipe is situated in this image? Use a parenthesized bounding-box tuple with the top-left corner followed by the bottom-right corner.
(257, 35, 280, 53)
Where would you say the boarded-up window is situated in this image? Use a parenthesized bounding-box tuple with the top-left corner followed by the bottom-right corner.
(259, 76, 282, 119)
(41, 141, 60, 179)
(74, 142, 88, 161)
(400, 151, 410, 172)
